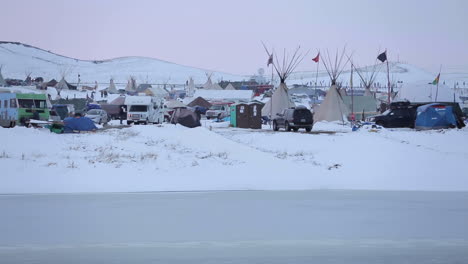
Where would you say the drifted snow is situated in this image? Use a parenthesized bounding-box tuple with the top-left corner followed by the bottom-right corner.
(1, 122, 467, 194)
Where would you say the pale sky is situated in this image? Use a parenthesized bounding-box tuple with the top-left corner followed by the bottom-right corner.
(2, 0, 467, 75)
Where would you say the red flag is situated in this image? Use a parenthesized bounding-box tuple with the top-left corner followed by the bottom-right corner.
(312, 53, 320, 63)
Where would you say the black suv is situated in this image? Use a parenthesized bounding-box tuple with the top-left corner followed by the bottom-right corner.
(273, 106, 313, 132)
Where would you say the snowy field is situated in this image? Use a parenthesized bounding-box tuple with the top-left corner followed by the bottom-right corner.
(1, 190, 468, 263)
(1, 121, 468, 194)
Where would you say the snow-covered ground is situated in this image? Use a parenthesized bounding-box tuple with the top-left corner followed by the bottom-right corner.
(1, 121, 467, 194)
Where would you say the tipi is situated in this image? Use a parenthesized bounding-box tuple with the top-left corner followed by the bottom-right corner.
(203, 73, 213, 90)
(0, 65, 6, 87)
(212, 83, 223, 90)
(261, 46, 306, 118)
(186, 77, 195, 97)
(353, 58, 382, 97)
(55, 76, 70, 90)
(125, 77, 137, 92)
(224, 83, 236, 90)
(107, 78, 119, 94)
(314, 48, 350, 124)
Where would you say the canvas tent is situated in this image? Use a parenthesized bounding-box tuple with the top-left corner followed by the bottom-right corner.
(144, 86, 169, 97)
(260, 45, 305, 118)
(186, 77, 195, 97)
(342, 95, 378, 121)
(314, 48, 351, 123)
(107, 78, 119, 94)
(397, 82, 459, 103)
(55, 77, 70, 91)
(0, 66, 7, 86)
(224, 83, 236, 90)
(203, 73, 214, 90)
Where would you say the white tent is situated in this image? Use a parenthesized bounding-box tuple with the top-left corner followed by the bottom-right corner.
(186, 77, 195, 97)
(203, 73, 213, 90)
(225, 83, 236, 90)
(314, 85, 350, 123)
(262, 82, 295, 117)
(165, 100, 186, 108)
(107, 78, 119, 94)
(55, 77, 69, 90)
(145, 86, 169, 97)
(260, 45, 306, 118)
(314, 48, 351, 123)
(0, 66, 6, 86)
(212, 83, 223, 90)
(397, 82, 459, 102)
(125, 77, 137, 92)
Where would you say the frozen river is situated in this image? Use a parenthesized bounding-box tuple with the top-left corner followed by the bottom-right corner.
(1, 190, 468, 263)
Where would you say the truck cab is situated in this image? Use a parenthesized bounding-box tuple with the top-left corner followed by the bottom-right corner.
(125, 96, 165, 125)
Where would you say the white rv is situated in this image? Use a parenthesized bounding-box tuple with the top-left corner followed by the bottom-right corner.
(125, 96, 165, 125)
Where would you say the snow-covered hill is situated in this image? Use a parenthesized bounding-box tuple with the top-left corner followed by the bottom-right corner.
(0, 42, 244, 85)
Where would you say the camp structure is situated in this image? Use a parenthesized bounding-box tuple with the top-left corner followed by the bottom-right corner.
(341, 95, 379, 121)
(192, 89, 253, 102)
(313, 48, 351, 124)
(230, 102, 263, 129)
(224, 83, 236, 90)
(186, 77, 195, 97)
(144, 86, 169, 98)
(353, 60, 382, 97)
(261, 45, 305, 118)
(203, 73, 214, 90)
(0, 65, 6, 87)
(414, 103, 458, 130)
(187, 96, 212, 109)
(170, 108, 201, 128)
(125, 77, 137, 92)
(165, 100, 186, 109)
(55, 76, 70, 91)
(107, 78, 119, 94)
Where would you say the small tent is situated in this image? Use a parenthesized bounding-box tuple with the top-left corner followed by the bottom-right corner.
(415, 103, 457, 130)
(56, 77, 69, 90)
(187, 96, 212, 109)
(63, 116, 97, 133)
(107, 78, 119, 94)
(225, 83, 236, 90)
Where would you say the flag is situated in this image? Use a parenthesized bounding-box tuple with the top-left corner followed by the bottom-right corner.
(312, 53, 320, 63)
(432, 73, 440, 85)
(267, 54, 273, 66)
(377, 51, 387, 63)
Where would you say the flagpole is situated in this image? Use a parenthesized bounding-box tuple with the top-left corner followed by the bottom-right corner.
(314, 54, 319, 105)
(435, 65, 442, 102)
(350, 63, 354, 122)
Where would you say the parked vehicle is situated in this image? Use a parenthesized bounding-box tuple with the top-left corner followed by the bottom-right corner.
(368, 101, 465, 128)
(0, 93, 50, 128)
(100, 104, 121, 120)
(273, 106, 313, 132)
(125, 96, 165, 125)
(206, 103, 230, 120)
(85, 109, 109, 124)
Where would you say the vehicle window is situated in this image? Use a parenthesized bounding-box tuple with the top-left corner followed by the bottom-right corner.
(87, 110, 99, 115)
(3, 100, 7, 108)
(18, 99, 35, 108)
(382, 109, 391, 115)
(210, 105, 223, 110)
(129, 105, 148, 112)
(10, 99, 17, 108)
(35, 100, 47, 108)
(393, 109, 409, 117)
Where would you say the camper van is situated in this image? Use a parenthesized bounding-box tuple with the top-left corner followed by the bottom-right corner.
(0, 93, 50, 128)
(125, 96, 165, 125)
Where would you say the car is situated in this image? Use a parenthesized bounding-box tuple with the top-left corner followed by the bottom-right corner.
(206, 104, 230, 120)
(273, 106, 313, 132)
(85, 109, 109, 124)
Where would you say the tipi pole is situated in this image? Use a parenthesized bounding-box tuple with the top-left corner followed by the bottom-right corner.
(314, 58, 319, 104)
(270, 64, 273, 128)
(435, 65, 442, 102)
(386, 59, 391, 105)
(350, 63, 354, 122)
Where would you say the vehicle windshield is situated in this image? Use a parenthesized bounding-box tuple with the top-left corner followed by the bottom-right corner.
(129, 105, 148, 112)
(87, 110, 100, 115)
(18, 99, 47, 108)
(382, 109, 391, 115)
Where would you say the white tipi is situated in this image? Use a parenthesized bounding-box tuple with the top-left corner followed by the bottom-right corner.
(314, 48, 350, 124)
(203, 73, 213, 90)
(354, 58, 382, 97)
(108, 78, 119, 94)
(55, 76, 70, 90)
(212, 83, 223, 90)
(261, 46, 306, 118)
(224, 83, 236, 90)
(186, 77, 195, 97)
(0, 65, 6, 87)
(125, 77, 137, 92)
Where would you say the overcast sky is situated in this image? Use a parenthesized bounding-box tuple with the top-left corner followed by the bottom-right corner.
(2, 0, 467, 75)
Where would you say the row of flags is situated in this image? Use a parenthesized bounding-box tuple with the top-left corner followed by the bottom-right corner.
(266, 50, 440, 86)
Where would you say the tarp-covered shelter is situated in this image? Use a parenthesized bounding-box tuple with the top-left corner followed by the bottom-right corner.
(63, 116, 97, 133)
(415, 103, 458, 130)
(171, 108, 201, 128)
